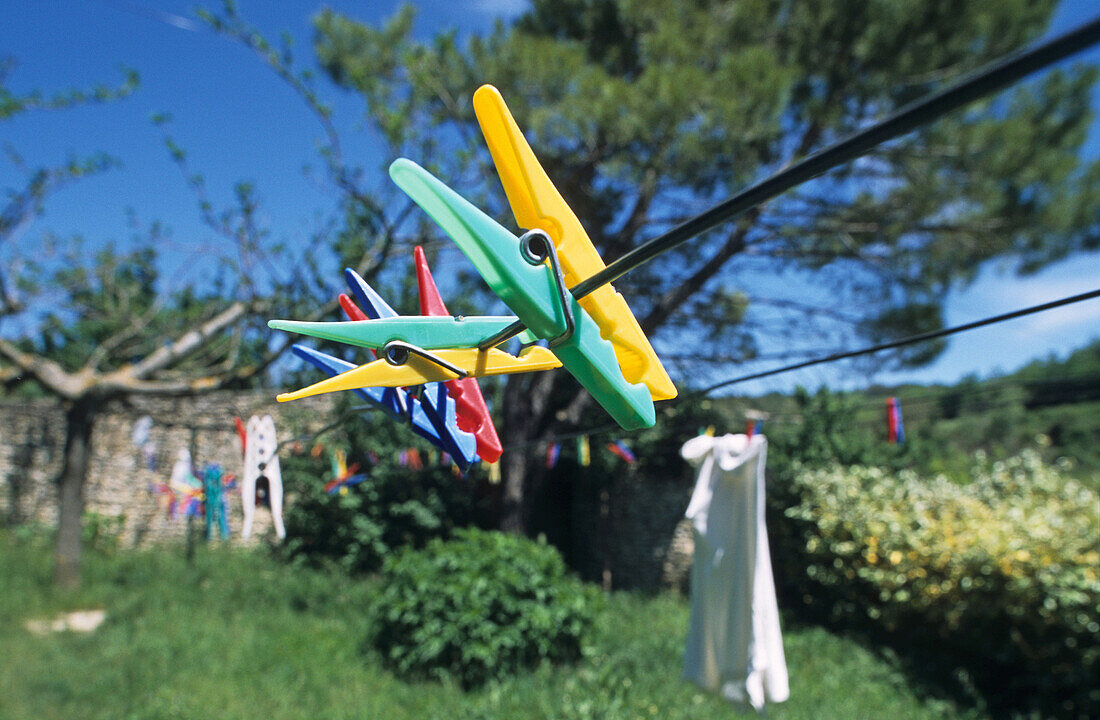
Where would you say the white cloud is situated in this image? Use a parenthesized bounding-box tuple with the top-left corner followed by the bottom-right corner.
(471, 0, 529, 18)
(1022, 299, 1100, 334)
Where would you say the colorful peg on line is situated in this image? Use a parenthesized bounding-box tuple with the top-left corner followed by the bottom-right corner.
(276, 269, 480, 472)
(473, 84, 676, 403)
(414, 245, 504, 463)
(389, 158, 656, 430)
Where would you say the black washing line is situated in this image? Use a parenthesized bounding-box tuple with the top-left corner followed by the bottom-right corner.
(318, 316, 1099, 453)
(695, 288, 1100, 394)
(679, 366, 1100, 423)
(329, 361, 1099, 455)
(771, 373, 1100, 420)
(511, 385, 1100, 454)
(488, 17, 1100, 450)
(485, 16, 1100, 347)
(840, 371, 1100, 410)
(274, 18, 1100, 454)
(500, 290, 1100, 450)
(507, 392, 1096, 455)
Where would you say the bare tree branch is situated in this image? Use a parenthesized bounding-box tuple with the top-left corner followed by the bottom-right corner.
(610, 167, 659, 256)
(126, 301, 248, 379)
(0, 337, 88, 399)
(641, 212, 759, 335)
(84, 295, 169, 371)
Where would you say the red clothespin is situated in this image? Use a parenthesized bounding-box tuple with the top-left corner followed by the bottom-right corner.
(545, 442, 561, 469)
(745, 419, 755, 440)
(233, 416, 247, 456)
(886, 397, 904, 444)
(414, 245, 504, 462)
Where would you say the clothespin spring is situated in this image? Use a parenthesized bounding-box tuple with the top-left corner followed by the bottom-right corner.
(477, 229, 575, 351)
(382, 340, 469, 379)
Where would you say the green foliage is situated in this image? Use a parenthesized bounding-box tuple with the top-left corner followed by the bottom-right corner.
(0, 61, 138, 120)
(80, 511, 125, 555)
(926, 339, 1100, 480)
(766, 386, 921, 487)
(763, 338, 1100, 484)
(35, 244, 158, 371)
(0, 532, 994, 719)
(277, 393, 484, 573)
(310, 0, 1096, 374)
(370, 528, 601, 687)
(279, 447, 477, 575)
(769, 387, 880, 470)
(916, 342, 1100, 480)
(782, 451, 1099, 718)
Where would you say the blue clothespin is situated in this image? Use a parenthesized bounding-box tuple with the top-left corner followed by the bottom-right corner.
(290, 344, 441, 446)
(337, 269, 478, 472)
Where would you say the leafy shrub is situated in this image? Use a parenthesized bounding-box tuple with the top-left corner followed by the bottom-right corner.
(279, 448, 476, 574)
(81, 511, 125, 554)
(767, 387, 926, 483)
(370, 528, 601, 687)
(783, 449, 1099, 718)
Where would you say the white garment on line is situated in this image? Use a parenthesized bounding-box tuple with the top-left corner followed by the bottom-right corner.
(681, 433, 789, 712)
(241, 414, 285, 540)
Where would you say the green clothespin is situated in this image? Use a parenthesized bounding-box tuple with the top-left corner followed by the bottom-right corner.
(268, 316, 519, 351)
(388, 158, 656, 430)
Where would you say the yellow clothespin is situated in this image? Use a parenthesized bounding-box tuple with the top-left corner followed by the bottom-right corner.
(578, 435, 591, 467)
(473, 85, 677, 402)
(275, 346, 561, 399)
(486, 459, 502, 484)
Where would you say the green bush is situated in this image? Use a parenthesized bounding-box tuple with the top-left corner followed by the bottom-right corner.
(279, 448, 477, 574)
(370, 528, 601, 688)
(782, 449, 1099, 718)
(81, 511, 126, 554)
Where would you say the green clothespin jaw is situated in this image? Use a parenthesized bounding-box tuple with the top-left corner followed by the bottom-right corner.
(389, 158, 655, 430)
(268, 316, 520, 350)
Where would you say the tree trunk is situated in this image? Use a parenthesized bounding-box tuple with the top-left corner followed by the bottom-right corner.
(498, 371, 558, 533)
(54, 397, 96, 588)
(499, 447, 528, 534)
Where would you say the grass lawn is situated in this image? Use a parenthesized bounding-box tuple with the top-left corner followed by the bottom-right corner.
(0, 535, 984, 720)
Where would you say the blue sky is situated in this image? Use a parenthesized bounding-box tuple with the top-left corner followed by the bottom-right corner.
(2, 0, 1097, 395)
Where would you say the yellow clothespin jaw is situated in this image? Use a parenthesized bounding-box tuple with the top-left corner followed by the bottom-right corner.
(473, 84, 677, 402)
(275, 346, 561, 401)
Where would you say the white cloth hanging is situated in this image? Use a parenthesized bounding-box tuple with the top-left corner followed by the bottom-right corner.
(681, 433, 789, 712)
(241, 415, 285, 540)
(130, 415, 153, 447)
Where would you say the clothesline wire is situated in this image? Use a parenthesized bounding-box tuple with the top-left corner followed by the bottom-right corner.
(746, 368, 1100, 420)
(503, 422, 622, 451)
(485, 16, 1100, 346)
(509, 383, 1100, 454)
(310, 358, 1097, 457)
(303, 361, 1100, 455)
(696, 288, 1100, 394)
(296, 289, 1097, 453)
(499, 289, 1100, 450)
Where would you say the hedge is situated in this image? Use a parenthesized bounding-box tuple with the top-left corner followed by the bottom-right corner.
(782, 449, 1098, 718)
(370, 528, 601, 688)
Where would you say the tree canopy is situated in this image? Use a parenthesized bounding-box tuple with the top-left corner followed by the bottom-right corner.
(301, 0, 1098, 527)
(1, 0, 1096, 552)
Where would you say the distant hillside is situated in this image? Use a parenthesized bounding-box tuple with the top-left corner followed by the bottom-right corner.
(711, 338, 1100, 481)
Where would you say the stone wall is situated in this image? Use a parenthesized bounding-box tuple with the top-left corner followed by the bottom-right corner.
(0, 391, 335, 548)
(0, 391, 700, 590)
(527, 457, 698, 593)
